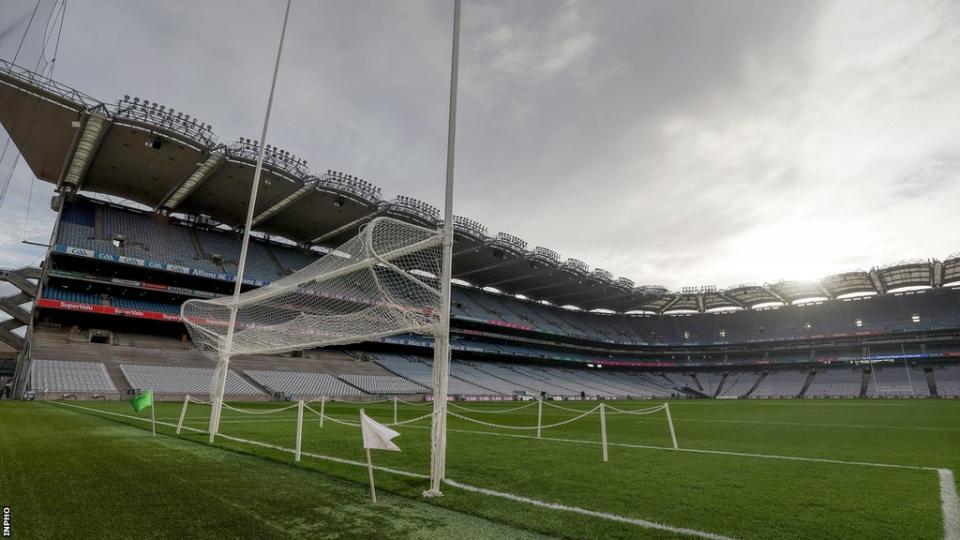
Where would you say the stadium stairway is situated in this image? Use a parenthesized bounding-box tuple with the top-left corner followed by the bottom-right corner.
(233, 370, 272, 397)
(797, 371, 816, 398)
(103, 362, 132, 396)
(714, 373, 728, 397)
(742, 372, 766, 398)
(925, 369, 938, 397)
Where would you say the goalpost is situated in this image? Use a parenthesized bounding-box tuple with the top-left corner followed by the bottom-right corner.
(181, 0, 463, 498)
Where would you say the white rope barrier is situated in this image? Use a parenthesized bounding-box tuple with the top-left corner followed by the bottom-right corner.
(390, 412, 434, 426)
(398, 399, 432, 407)
(447, 405, 601, 432)
(303, 403, 432, 428)
(447, 400, 538, 414)
(222, 402, 299, 415)
(604, 403, 668, 416)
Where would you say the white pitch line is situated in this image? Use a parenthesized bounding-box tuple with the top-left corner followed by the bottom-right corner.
(406, 424, 939, 472)
(50, 402, 736, 540)
(676, 417, 960, 432)
(941, 469, 960, 540)
(443, 478, 738, 540)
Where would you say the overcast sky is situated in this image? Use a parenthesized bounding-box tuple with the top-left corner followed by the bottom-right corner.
(1, 0, 958, 291)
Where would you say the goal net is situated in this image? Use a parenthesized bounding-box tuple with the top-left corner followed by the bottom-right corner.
(181, 217, 443, 359)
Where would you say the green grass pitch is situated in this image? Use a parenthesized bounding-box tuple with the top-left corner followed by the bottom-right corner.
(2, 398, 958, 539)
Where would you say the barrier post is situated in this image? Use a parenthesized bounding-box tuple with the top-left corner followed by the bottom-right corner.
(665, 402, 678, 449)
(176, 394, 190, 435)
(536, 397, 543, 438)
(295, 399, 304, 462)
(600, 402, 608, 463)
(393, 396, 398, 425)
(319, 396, 326, 428)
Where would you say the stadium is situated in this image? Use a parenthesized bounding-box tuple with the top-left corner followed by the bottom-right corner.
(2, 2, 960, 539)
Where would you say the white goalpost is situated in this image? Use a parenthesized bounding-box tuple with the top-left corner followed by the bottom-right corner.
(179, 0, 463, 497)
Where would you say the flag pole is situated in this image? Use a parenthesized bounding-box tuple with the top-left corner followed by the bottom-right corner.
(209, 0, 292, 443)
(362, 408, 377, 503)
(425, 0, 461, 499)
(150, 388, 156, 437)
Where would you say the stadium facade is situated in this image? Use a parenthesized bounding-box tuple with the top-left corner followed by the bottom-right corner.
(1, 60, 959, 402)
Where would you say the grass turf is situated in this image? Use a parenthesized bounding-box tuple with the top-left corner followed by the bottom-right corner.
(0, 401, 547, 539)
(3, 398, 958, 539)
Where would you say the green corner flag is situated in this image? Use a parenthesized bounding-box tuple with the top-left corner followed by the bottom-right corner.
(131, 390, 153, 413)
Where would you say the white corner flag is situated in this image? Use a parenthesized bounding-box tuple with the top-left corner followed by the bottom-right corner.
(360, 409, 401, 503)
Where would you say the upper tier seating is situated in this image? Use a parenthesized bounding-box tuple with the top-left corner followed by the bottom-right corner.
(120, 364, 263, 396)
(244, 369, 361, 397)
(32, 359, 117, 393)
(55, 198, 960, 347)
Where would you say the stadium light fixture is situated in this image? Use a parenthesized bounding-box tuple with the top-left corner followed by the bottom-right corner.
(911, 314, 920, 323)
(855, 318, 863, 328)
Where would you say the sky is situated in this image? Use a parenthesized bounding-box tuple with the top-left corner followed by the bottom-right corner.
(1, 0, 959, 291)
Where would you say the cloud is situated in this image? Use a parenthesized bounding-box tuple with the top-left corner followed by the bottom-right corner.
(0, 0, 958, 295)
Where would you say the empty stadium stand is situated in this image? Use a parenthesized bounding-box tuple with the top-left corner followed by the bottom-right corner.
(120, 364, 263, 398)
(244, 370, 362, 399)
(31, 359, 117, 397)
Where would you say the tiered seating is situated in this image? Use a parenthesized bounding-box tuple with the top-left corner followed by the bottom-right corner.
(43, 287, 101, 305)
(101, 206, 208, 269)
(112, 297, 180, 314)
(467, 363, 577, 396)
(31, 359, 117, 393)
(933, 365, 960, 397)
(716, 371, 762, 398)
(245, 370, 361, 397)
(805, 368, 864, 398)
(752, 370, 808, 398)
(194, 229, 282, 282)
(373, 354, 497, 395)
(448, 362, 524, 395)
(338, 374, 427, 394)
(867, 365, 930, 397)
(120, 364, 262, 396)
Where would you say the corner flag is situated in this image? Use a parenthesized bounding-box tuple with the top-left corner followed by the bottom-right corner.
(360, 409, 400, 503)
(360, 410, 401, 452)
(131, 389, 156, 436)
(131, 389, 153, 412)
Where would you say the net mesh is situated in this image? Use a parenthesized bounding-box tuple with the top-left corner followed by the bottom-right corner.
(181, 217, 442, 358)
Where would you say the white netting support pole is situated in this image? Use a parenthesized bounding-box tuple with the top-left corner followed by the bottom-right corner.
(665, 402, 678, 449)
(536, 397, 543, 438)
(393, 396, 398, 425)
(207, 0, 291, 443)
(208, 351, 231, 443)
(425, 0, 461, 500)
(176, 394, 190, 435)
(319, 396, 326, 428)
(295, 399, 304, 463)
(600, 402, 608, 463)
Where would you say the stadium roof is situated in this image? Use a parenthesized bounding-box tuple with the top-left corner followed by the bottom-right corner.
(1, 60, 956, 313)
